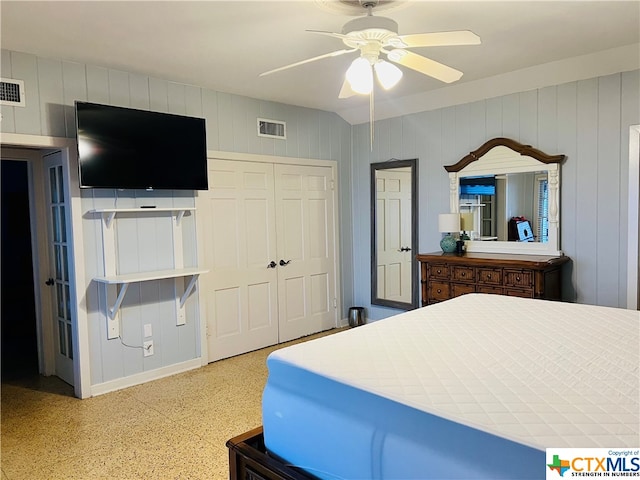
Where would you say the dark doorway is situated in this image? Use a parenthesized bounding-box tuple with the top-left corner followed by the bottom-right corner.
(1, 159, 39, 380)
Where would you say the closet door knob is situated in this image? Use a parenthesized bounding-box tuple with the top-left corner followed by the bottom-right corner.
(267, 261, 277, 269)
(279, 259, 291, 266)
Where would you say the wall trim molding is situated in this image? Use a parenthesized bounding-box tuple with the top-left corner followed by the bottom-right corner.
(206, 149, 337, 168)
(0, 132, 74, 148)
(90, 358, 202, 397)
(628, 124, 640, 310)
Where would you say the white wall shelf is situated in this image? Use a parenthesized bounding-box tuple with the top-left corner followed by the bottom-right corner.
(90, 207, 195, 228)
(94, 267, 207, 322)
(94, 266, 206, 285)
(90, 207, 205, 339)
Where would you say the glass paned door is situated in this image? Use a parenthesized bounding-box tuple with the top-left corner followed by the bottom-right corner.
(44, 154, 74, 385)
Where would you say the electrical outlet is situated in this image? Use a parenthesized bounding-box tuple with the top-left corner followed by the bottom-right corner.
(144, 323, 152, 338)
(143, 340, 154, 357)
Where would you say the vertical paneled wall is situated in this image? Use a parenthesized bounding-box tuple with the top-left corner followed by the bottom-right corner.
(353, 70, 640, 320)
(1, 49, 353, 386)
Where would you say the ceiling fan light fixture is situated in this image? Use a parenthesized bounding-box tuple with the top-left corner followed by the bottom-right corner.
(386, 48, 407, 62)
(346, 57, 373, 94)
(374, 60, 402, 90)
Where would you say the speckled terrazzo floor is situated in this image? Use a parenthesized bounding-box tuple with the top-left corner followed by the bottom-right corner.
(1, 329, 344, 480)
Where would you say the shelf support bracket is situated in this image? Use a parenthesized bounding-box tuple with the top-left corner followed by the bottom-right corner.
(103, 211, 117, 229)
(105, 283, 129, 339)
(180, 274, 200, 308)
(176, 209, 186, 226)
(175, 274, 200, 326)
(109, 283, 130, 319)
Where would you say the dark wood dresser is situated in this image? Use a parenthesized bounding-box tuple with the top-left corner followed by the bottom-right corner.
(416, 252, 569, 306)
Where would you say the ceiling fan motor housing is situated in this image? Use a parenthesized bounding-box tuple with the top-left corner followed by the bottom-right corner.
(341, 15, 398, 36)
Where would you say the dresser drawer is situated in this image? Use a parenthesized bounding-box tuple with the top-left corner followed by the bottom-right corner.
(477, 268, 502, 285)
(503, 269, 533, 288)
(451, 266, 475, 283)
(428, 263, 449, 280)
(477, 285, 503, 295)
(451, 283, 475, 297)
(428, 281, 450, 301)
(505, 288, 534, 298)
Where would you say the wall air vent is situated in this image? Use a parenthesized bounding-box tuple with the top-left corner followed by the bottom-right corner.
(257, 118, 286, 139)
(0, 78, 26, 107)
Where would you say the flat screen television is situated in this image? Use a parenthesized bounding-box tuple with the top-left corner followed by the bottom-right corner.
(75, 101, 208, 190)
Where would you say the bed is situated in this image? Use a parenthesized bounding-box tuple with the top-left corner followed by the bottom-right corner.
(231, 294, 639, 479)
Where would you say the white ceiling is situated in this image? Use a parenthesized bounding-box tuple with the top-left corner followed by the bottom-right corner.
(1, 1, 639, 124)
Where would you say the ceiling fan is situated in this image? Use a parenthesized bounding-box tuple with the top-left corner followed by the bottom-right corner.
(260, 0, 481, 98)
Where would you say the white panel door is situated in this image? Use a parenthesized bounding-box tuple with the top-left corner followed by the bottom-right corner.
(376, 168, 412, 304)
(203, 160, 278, 362)
(275, 164, 336, 342)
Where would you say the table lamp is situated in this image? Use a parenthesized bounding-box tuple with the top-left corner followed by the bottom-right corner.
(460, 212, 474, 240)
(438, 213, 460, 253)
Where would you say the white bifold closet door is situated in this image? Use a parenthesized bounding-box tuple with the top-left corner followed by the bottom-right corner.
(202, 159, 336, 362)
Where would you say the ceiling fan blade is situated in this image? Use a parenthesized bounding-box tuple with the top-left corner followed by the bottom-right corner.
(307, 30, 370, 48)
(386, 49, 463, 83)
(338, 78, 357, 99)
(396, 31, 481, 48)
(260, 48, 356, 77)
(306, 29, 350, 41)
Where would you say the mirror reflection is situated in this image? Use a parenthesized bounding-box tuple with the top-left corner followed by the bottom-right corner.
(371, 159, 418, 310)
(445, 137, 565, 256)
(459, 171, 549, 243)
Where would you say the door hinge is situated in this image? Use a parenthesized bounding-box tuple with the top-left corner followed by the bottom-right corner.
(333, 298, 337, 308)
(330, 180, 335, 191)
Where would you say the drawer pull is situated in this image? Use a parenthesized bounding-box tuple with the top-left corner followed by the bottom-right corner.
(516, 276, 521, 282)
(437, 269, 442, 274)
(461, 272, 466, 277)
(437, 289, 442, 294)
(487, 274, 492, 279)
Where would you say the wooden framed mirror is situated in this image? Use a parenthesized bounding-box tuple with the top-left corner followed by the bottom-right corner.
(445, 138, 565, 255)
(371, 158, 418, 310)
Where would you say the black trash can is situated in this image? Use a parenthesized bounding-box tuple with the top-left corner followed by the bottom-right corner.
(348, 307, 365, 327)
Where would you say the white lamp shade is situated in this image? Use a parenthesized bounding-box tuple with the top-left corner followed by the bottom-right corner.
(346, 57, 373, 95)
(460, 212, 474, 231)
(438, 213, 460, 233)
(374, 60, 403, 90)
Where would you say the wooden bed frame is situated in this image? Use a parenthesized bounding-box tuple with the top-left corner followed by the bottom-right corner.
(227, 426, 318, 480)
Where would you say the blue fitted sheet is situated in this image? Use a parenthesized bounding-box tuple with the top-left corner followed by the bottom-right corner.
(263, 358, 543, 479)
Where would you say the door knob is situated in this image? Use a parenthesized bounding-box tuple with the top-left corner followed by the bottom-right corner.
(267, 261, 277, 269)
(45, 278, 54, 286)
(279, 259, 291, 266)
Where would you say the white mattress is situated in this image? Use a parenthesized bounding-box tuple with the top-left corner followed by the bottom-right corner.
(262, 294, 639, 479)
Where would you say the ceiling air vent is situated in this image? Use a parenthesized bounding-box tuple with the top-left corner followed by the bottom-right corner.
(0, 78, 26, 107)
(258, 118, 286, 140)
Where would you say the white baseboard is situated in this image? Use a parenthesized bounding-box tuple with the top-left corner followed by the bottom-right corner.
(90, 358, 202, 397)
